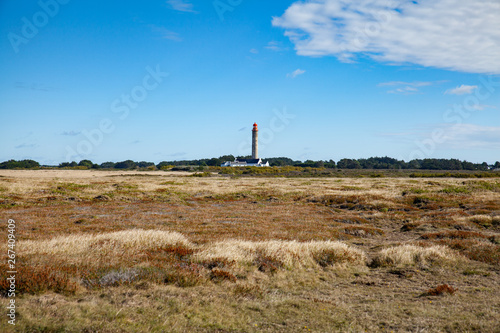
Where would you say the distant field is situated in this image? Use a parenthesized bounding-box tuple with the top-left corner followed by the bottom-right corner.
(0, 170, 499, 332)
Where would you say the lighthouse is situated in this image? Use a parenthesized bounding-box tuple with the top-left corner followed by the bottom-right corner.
(252, 122, 258, 159)
(220, 122, 269, 167)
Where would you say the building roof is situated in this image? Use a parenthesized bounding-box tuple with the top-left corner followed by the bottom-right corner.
(236, 159, 261, 164)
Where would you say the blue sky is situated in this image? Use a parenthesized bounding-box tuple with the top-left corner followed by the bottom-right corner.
(0, 0, 499, 165)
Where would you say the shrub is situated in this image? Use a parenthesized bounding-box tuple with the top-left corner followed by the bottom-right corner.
(0, 264, 78, 296)
(98, 269, 139, 287)
(254, 254, 282, 273)
(421, 284, 457, 297)
(189, 172, 212, 177)
(164, 263, 205, 287)
(210, 268, 237, 283)
(440, 186, 472, 194)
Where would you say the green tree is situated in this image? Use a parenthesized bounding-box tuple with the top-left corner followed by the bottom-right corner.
(337, 159, 361, 169)
(0, 159, 40, 169)
(115, 160, 137, 169)
(78, 160, 93, 168)
(137, 161, 155, 168)
(478, 162, 489, 171)
(100, 162, 116, 169)
(324, 159, 336, 169)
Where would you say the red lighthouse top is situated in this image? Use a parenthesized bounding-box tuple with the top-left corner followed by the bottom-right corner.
(253, 123, 258, 131)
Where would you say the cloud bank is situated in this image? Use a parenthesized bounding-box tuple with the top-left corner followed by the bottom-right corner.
(441, 124, 500, 149)
(272, 0, 500, 74)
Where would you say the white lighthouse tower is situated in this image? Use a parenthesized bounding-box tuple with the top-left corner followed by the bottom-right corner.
(252, 122, 258, 159)
(220, 122, 269, 167)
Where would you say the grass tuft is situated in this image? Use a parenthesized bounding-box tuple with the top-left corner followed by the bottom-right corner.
(467, 215, 500, 229)
(195, 239, 366, 269)
(21, 229, 193, 258)
(371, 245, 460, 268)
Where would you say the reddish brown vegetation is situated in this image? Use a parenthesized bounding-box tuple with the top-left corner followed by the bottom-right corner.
(420, 230, 488, 240)
(421, 284, 457, 296)
(210, 268, 237, 283)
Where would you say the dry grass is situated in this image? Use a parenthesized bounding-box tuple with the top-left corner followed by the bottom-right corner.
(1, 170, 499, 332)
(420, 230, 489, 240)
(466, 214, 500, 229)
(371, 244, 462, 268)
(196, 239, 366, 268)
(21, 230, 364, 269)
(21, 229, 192, 258)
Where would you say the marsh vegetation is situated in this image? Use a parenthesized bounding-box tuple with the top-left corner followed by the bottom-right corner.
(0, 170, 498, 332)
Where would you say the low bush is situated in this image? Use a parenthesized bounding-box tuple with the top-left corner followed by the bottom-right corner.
(210, 268, 237, 283)
(421, 284, 457, 296)
(164, 263, 205, 287)
(0, 264, 79, 296)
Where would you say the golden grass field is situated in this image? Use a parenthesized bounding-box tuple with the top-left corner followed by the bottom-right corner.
(0, 169, 499, 332)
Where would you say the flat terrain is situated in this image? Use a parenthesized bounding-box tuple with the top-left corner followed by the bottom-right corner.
(0, 170, 499, 332)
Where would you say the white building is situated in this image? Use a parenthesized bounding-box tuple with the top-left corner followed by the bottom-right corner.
(221, 158, 269, 167)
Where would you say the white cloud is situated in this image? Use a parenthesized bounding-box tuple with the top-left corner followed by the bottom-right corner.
(150, 25, 182, 41)
(379, 81, 432, 88)
(440, 124, 500, 149)
(272, 0, 500, 74)
(15, 82, 51, 91)
(15, 143, 38, 149)
(166, 0, 196, 13)
(287, 68, 306, 78)
(249, 48, 259, 54)
(378, 80, 446, 94)
(444, 84, 478, 95)
(470, 104, 496, 111)
(397, 123, 500, 149)
(265, 41, 288, 52)
(61, 130, 81, 136)
(387, 86, 418, 95)
(167, 152, 187, 157)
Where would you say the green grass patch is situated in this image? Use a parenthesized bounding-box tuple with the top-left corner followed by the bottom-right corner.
(160, 181, 185, 185)
(51, 182, 92, 194)
(440, 186, 472, 194)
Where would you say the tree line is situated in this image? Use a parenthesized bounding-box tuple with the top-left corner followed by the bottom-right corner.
(1, 157, 499, 171)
